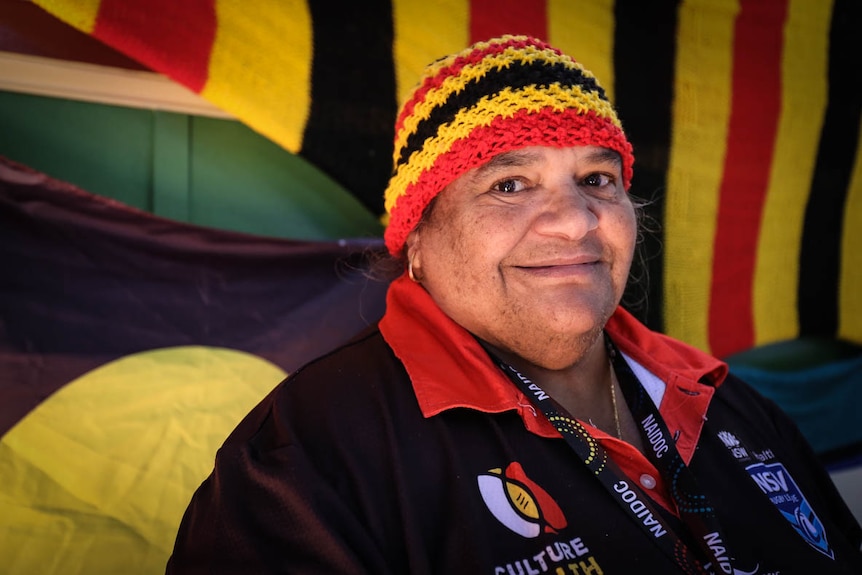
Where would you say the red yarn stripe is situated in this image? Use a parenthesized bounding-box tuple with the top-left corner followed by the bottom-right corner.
(93, 0, 217, 92)
(470, 0, 547, 45)
(708, 0, 788, 358)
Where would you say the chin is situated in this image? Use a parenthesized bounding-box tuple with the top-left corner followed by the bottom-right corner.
(544, 314, 608, 341)
(513, 325, 605, 371)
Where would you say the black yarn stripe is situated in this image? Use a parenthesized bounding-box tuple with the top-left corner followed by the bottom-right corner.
(398, 60, 609, 167)
(798, 0, 861, 337)
(299, 0, 397, 216)
(613, 0, 681, 333)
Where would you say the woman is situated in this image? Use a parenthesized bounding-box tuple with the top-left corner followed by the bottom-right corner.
(168, 35, 861, 574)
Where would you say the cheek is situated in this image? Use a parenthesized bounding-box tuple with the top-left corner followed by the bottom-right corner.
(438, 217, 493, 281)
(610, 207, 638, 275)
(618, 211, 637, 249)
(421, 214, 506, 302)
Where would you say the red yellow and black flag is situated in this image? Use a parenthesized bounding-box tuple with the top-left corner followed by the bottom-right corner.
(0, 157, 389, 572)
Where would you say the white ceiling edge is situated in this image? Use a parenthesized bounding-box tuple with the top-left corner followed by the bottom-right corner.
(0, 50, 234, 119)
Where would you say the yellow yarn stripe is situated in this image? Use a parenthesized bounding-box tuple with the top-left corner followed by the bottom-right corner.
(393, 44, 604, 162)
(32, 0, 102, 34)
(753, 0, 831, 347)
(201, 0, 313, 154)
(663, 0, 738, 353)
(384, 82, 618, 213)
(420, 35, 525, 83)
(392, 0, 469, 114)
(548, 0, 616, 103)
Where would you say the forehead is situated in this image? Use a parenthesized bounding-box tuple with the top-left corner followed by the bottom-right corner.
(474, 145, 620, 175)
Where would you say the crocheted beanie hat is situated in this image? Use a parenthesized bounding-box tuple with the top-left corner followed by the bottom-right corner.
(382, 34, 634, 256)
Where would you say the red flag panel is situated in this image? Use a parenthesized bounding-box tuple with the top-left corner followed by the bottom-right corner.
(470, 0, 547, 43)
(709, 0, 788, 358)
(93, 0, 217, 91)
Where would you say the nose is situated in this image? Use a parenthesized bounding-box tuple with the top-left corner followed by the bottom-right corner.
(531, 182, 598, 240)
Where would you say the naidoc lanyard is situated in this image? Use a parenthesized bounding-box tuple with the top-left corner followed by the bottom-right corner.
(488, 337, 736, 575)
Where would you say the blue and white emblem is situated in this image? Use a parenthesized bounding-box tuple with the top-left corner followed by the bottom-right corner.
(746, 461, 833, 559)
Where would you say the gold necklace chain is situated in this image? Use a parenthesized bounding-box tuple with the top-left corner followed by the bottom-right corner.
(609, 364, 622, 440)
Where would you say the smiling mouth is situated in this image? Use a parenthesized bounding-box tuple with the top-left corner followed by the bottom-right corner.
(523, 261, 600, 269)
(515, 261, 604, 277)
(518, 256, 603, 269)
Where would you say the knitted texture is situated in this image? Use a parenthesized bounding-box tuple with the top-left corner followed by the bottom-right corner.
(383, 35, 635, 256)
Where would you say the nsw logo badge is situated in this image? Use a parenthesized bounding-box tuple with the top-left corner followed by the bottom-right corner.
(746, 461, 833, 559)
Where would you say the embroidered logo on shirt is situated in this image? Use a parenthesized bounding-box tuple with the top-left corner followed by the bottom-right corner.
(717, 430, 751, 460)
(745, 461, 834, 560)
(477, 462, 567, 538)
(717, 429, 780, 466)
(718, 430, 741, 448)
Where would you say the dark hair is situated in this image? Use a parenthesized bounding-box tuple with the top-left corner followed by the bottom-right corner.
(364, 194, 441, 282)
(620, 191, 658, 315)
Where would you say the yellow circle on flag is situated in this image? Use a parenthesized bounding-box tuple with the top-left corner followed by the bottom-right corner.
(0, 346, 286, 575)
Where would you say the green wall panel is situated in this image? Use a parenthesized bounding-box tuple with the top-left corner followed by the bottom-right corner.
(189, 117, 383, 240)
(0, 90, 153, 211)
(0, 90, 384, 240)
(152, 111, 191, 223)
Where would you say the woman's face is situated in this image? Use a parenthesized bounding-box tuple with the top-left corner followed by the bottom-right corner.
(407, 145, 637, 371)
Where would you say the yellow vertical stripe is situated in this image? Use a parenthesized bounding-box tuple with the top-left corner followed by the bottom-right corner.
(32, 0, 102, 34)
(548, 0, 615, 102)
(839, 114, 862, 343)
(753, 0, 831, 347)
(663, 0, 739, 353)
(201, 0, 312, 153)
(392, 0, 470, 111)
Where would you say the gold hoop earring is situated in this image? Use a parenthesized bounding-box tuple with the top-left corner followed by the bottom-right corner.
(408, 258, 418, 282)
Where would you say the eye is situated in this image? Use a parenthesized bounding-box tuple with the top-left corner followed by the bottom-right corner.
(579, 172, 619, 199)
(491, 178, 527, 194)
(581, 173, 613, 187)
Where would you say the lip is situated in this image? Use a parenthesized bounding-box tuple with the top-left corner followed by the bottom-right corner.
(513, 258, 605, 278)
(521, 254, 602, 267)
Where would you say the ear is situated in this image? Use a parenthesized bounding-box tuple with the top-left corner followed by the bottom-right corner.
(405, 229, 423, 282)
(405, 229, 421, 264)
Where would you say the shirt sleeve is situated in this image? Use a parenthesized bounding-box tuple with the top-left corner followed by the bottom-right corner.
(166, 423, 391, 574)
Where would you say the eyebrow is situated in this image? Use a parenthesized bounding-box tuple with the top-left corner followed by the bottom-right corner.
(583, 148, 622, 167)
(472, 149, 545, 177)
(473, 147, 622, 180)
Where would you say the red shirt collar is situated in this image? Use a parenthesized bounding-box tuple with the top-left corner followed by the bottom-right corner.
(379, 274, 728, 463)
